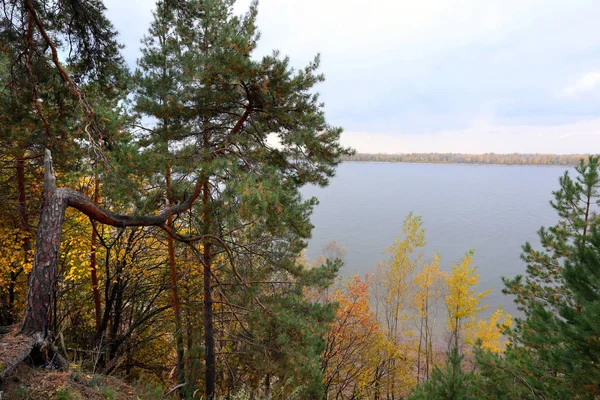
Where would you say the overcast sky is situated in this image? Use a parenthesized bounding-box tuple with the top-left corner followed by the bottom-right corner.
(104, 0, 600, 154)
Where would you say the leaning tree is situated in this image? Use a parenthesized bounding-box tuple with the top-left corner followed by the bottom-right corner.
(1, 1, 351, 399)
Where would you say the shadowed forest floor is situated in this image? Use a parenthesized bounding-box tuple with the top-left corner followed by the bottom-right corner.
(0, 363, 170, 400)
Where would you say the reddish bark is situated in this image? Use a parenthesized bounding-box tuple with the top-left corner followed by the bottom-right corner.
(21, 150, 203, 339)
(200, 124, 217, 400)
(90, 177, 102, 333)
(2, 157, 33, 326)
(21, 167, 67, 336)
(16, 157, 31, 243)
(202, 178, 216, 400)
(203, 240, 215, 400)
(166, 166, 186, 394)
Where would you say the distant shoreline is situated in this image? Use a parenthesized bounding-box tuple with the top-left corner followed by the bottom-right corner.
(342, 160, 570, 167)
(342, 153, 591, 167)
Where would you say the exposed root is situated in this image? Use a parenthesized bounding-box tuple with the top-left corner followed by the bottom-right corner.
(0, 328, 68, 382)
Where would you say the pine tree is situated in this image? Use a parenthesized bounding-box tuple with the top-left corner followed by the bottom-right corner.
(472, 342, 558, 399)
(0, 0, 127, 155)
(408, 347, 476, 400)
(134, 1, 352, 398)
(133, 1, 190, 392)
(0, 0, 129, 328)
(1, 0, 351, 397)
(504, 156, 600, 313)
(497, 155, 600, 398)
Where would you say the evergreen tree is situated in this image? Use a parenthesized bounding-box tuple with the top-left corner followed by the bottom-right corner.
(134, 1, 352, 398)
(496, 155, 600, 398)
(133, 1, 190, 392)
(408, 347, 476, 400)
(472, 342, 561, 399)
(504, 156, 599, 314)
(0, 0, 129, 327)
(0, 0, 350, 398)
(0, 0, 127, 155)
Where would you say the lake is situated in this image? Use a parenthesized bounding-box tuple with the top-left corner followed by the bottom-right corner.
(302, 162, 571, 316)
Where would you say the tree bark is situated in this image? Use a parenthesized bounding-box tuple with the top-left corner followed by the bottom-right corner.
(21, 150, 65, 337)
(203, 240, 215, 400)
(166, 166, 186, 396)
(90, 176, 102, 334)
(202, 177, 216, 400)
(16, 155, 31, 267)
(2, 157, 32, 326)
(21, 149, 203, 340)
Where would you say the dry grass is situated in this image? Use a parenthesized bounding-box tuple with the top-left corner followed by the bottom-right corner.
(0, 363, 148, 400)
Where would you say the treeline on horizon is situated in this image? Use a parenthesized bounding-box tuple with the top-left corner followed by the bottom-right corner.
(2, 0, 600, 399)
(344, 152, 589, 165)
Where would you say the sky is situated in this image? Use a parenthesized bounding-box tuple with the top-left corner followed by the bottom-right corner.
(104, 0, 600, 154)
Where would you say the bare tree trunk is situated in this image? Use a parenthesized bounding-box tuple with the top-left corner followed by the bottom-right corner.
(21, 149, 203, 341)
(166, 166, 186, 396)
(202, 178, 216, 400)
(203, 243, 215, 399)
(265, 373, 271, 399)
(424, 297, 430, 380)
(374, 363, 381, 400)
(2, 157, 32, 326)
(108, 271, 124, 361)
(21, 150, 65, 338)
(90, 176, 102, 334)
(417, 312, 423, 383)
(16, 156, 31, 265)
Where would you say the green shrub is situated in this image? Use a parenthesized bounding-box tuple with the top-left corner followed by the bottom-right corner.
(101, 386, 117, 400)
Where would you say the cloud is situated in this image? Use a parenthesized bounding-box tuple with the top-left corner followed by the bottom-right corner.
(342, 118, 600, 154)
(104, 0, 155, 66)
(102, 0, 600, 154)
(562, 72, 600, 98)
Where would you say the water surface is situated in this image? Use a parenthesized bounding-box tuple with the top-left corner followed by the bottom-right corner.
(302, 162, 569, 315)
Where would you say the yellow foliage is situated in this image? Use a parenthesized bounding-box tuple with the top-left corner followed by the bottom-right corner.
(380, 212, 426, 340)
(412, 253, 446, 381)
(0, 227, 33, 287)
(467, 307, 512, 353)
(0, 226, 33, 323)
(61, 211, 94, 282)
(413, 253, 446, 318)
(445, 250, 491, 345)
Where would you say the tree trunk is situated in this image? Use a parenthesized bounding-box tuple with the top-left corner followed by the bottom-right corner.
(90, 176, 102, 334)
(202, 174, 216, 399)
(16, 155, 31, 266)
(21, 150, 65, 338)
(1, 157, 32, 326)
(374, 364, 381, 400)
(166, 165, 186, 396)
(203, 240, 215, 400)
(265, 373, 271, 399)
(108, 271, 124, 362)
(21, 149, 204, 341)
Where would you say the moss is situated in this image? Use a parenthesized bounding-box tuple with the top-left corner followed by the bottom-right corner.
(87, 374, 104, 388)
(101, 386, 117, 399)
(0, 360, 6, 372)
(14, 385, 28, 399)
(54, 387, 79, 400)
